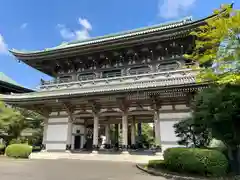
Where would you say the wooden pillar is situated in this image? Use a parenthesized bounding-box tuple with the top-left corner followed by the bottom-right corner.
(154, 110, 161, 146)
(105, 124, 110, 146)
(66, 118, 73, 151)
(122, 112, 128, 151)
(131, 116, 136, 146)
(92, 113, 99, 152)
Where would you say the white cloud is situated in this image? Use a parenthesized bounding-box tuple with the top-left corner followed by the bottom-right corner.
(57, 17, 92, 41)
(78, 18, 92, 30)
(0, 34, 8, 55)
(158, 0, 196, 19)
(20, 23, 28, 29)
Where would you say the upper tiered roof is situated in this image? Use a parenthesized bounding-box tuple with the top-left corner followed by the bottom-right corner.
(9, 9, 222, 60)
(10, 17, 193, 56)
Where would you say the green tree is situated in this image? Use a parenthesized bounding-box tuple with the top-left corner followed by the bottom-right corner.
(0, 101, 44, 145)
(0, 101, 25, 141)
(185, 4, 240, 85)
(174, 117, 210, 148)
(193, 85, 240, 174)
(141, 123, 154, 147)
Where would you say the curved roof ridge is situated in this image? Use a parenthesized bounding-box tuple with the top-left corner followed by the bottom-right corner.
(10, 16, 194, 54)
(66, 16, 193, 46)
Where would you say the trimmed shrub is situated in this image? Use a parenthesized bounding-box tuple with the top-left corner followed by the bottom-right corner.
(9, 139, 23, 145)
(148, 160, 166, 169)
(163, 147, 228, 177)
(5, 144, 32, 158)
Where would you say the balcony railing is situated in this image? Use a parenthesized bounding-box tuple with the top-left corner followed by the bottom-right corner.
(38, 68, 199, 91)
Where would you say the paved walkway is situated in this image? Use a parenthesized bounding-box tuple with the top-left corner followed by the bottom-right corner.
(0, 159, 166, 180)
(30, 152, 163, 163)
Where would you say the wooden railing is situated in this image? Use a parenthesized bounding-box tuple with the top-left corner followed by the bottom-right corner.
(38, 68, 198, 91)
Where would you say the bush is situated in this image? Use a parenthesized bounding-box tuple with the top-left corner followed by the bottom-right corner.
(163, 147, 228, 177)
(9, 138, 27, 145)
(5, 144, 32, 158)
(148, 160, 166, 169)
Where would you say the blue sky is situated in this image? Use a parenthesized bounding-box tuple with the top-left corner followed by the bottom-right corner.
(0, 0, 239, 89)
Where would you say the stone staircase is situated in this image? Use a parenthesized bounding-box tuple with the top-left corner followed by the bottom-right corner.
(29, 152, 163, 163)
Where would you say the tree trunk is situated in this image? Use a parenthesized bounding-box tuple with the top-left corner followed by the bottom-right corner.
(228, 147, 240, 175)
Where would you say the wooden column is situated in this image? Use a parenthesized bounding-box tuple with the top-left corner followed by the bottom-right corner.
(105, 124, 110, 146)
(122, 111, 128, 151)
(131, 116, 136, 147)
(154, 110, 161, 146)
(91, 101, 101, 153)
(93, 113, 99, 151)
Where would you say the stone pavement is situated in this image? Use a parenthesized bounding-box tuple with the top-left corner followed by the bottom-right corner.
(0, 159, 166, 180)
(29, 151, 164, 164)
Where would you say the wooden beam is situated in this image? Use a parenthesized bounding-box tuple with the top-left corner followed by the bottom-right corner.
(62, 102, 75, 121)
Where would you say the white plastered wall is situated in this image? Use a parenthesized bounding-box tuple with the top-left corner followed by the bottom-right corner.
(159, 105, 191, 152)
(45, 115, 70, 151)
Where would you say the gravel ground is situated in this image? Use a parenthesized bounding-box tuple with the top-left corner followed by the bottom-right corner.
(0, 159, 166, 180)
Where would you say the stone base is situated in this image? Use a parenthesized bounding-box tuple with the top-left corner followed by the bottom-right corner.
(91, 150, 98, 154)
(121, 151, 129, 155)
(155, 152, 162, 156)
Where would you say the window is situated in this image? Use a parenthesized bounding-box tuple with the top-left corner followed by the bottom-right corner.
(102, 69, 121, 78)
(158, 62, 179, 71)
(78, 73, 95, 81)
(129, 66, 151, 75)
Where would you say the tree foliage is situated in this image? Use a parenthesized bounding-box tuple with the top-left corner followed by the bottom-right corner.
(193, 85, 240, 148)
(141, 123, 154, 147)
(193, 85, 240, 174)
(185, 4, 240, 84)
(0, 101, 44, 145)
(174, 117, 210, 148)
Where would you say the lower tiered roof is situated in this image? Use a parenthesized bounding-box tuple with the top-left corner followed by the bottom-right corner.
(0, 69, 207, 103)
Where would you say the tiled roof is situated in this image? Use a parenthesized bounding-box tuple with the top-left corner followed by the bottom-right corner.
(10, 17, 193, 54)
(0, 69, 199, 101)
(0, 72, 34, 92)
(0, 72, 22, 87)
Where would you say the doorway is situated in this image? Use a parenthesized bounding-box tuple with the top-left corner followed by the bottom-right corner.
(74, 135, 81, 150)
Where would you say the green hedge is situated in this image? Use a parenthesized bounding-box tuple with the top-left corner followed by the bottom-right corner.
(9, 138, 27, 145)
(5, 144, 32, 158)
(163, 147, 228, 177)
(148, 160, 166, 169)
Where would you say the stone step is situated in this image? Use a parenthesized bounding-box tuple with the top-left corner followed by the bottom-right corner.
(29, 152, 164, 163)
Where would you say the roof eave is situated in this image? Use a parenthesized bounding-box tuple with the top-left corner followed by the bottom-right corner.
(9, 5, 232, 59)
